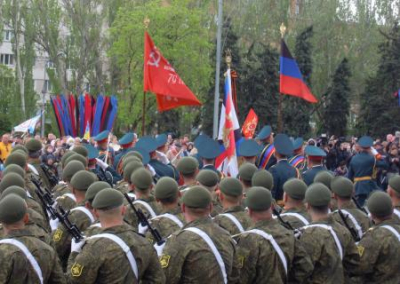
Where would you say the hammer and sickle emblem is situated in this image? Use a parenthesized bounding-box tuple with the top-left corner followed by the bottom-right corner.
(148, 49, 161, 67)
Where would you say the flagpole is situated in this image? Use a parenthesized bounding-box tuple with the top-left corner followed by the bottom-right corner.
(278, 23, 287, 133)
(142, 17, 150, 137)
(213, 0, 223, 139)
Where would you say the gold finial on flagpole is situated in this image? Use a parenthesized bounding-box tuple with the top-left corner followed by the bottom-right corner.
(144, 17, 150, 29)
(280, 23, 287, 38)
(225, 49, 232, 69)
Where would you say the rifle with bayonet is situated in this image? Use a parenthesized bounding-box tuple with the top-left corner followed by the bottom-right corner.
(124, 193, 164, 245)
(338, 209, 361, 242)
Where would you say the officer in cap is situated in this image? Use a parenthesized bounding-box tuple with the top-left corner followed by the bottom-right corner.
(0, 194, 66, 283)
(196, 136, 224, 177)
(269, 134, 300, 203)
(213, 177, 252, 235)
(255, 125, 277, 170)
(238, 139, 262, 165)
(302, 145, 327, 186)
(352, 191, 400, 282)
(289, 137, 306, 170)
(236, 187, 313, 283)
(177, 156, 199, 190)
(93, 130, 114, 166)
(387, 174, 400, 222)
(113, 132, 137, 169)
(67, 189, 165, 283)
(160, 186, 240, 283)
(191, 134, 209, 169)
(155, 133, 170, 165)
(347, 136, 387, 206)
(195, 169, 223, 216)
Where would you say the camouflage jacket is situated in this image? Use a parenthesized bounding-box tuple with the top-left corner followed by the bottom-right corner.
(115, 180, 130, 194)
(331, 200, 371, 236)
(280, 205, 311, 229)
(124, 196, 161, 229)
(146, 206, 185, 242)
(53, 182, 70, 198)
(29, 160, 53, 191)
(68, 224, 165, 284)
(213, 205, 253, 235)
(161, 217, 240, 284)
(236, 219, 313, 283)
(0, 228, 65, 283)
(55, 193, 77, 212)
(352, 218, 400, 283)
(26, 197, 48, 231)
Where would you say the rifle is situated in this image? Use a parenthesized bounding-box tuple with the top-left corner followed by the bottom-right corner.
(352, 197, 369, 215)
(124, 193, 164, 245)
(40, 163, 59, 188)
(273, 206, 295, 231)
(338, 209, 360, 242)
(58, 207, 84, 241)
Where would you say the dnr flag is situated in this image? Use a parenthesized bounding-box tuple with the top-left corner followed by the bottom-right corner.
(280, 40, 317, 103)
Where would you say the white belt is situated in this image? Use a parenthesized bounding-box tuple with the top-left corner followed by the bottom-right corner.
(280, 212, 309, 226)
(381, 225, 400, 241)
(303, 224, 343, 259)
(87, 233, 138, 279)
(184, 227, 227, 284)
(133, 200, 157, 218)
(0, 239, 43, 284)
(219, 213, 244, 232)
(151, 213, 183, 228)
(71, 207, 95, 224)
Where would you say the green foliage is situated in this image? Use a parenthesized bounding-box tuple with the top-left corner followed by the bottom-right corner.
(321, 58, 351, 137)
(0, 66, 17, 133)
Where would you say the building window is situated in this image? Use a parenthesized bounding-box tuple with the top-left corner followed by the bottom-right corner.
(3, 30, 13, 41)
(46, 60, 55, 69)
(0, 54, 14, 66)
(43, 80, 52, 92)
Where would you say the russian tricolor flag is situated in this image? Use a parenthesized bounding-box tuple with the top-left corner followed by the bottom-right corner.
(280, 40, 317, 103)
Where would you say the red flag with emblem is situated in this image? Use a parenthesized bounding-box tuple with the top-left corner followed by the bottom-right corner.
(241, 108, 258, 139)
(143, 32, 202, 111)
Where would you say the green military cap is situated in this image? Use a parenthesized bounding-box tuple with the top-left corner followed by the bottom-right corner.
(123, 161, 144, 181)
(246, 187, 272, 211)
(62, 160, 86, 182)
(0, 173, 25, 193)
(196, 169, 219, 187)
(177, 157, 199, 175)
(4, 152, 27, 168)
(61, 151, 75, 168)
(0, 194, 27, 224)
(70, 170, 96, 191)
(11, 145, 28, 154)
(123, 156, 142, 170)
(283, 178, 307, 200)
(331, 176, 354, 198)
(124, 150, 143, 162)
(92, 188, 124, 210)
(25, 139, 42, 152)
(305, 182, 331, 207)
(219, 177, 243, 197)
(2, 186, 27, 200)
(131, 168, 152, 190)
(85, 181, 110, 202)
(72, 146, 89, 158)
(3, 164, 25, 178)
(314, 171, 334, 190)
(65, 154, 88, 168)
(367, 191, 392, 218)
(251, 170, 274, 190)
(182, 186, 211, 208)
(239, 163, 258, 182)
(388, 175, 400, 194)
(155, 177, 179, 200)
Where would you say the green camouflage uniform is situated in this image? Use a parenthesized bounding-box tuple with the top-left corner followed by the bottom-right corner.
(213, 205, 253, 235)
(124, 196, 160, 228)
(161, 217, 240, 283)
(280, 205, 311, 229)
(236, 219, 313, 283)
(55, 194, 77, 212)
(53, 183, 70, 198)
(146, 207, 185, 241)
(115, 180, 130, 194)
(391, 204, 400, 224)
(352, 218, 400, 283)
(0, 228, 65, 283)
(211, 194, 223, 217)
(331, 200, 371, 235)
(68, 224, 165, 284)
(26, 197, 48, 228)
(29, 159, 53, 191)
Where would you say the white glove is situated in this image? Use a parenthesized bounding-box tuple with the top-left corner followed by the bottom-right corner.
(96, 158, 108, 170)
(49, 218, 60, 232)
(138, 223, 149, 235)
(154, 242, 166, 257)
(71, 237, 86, 253)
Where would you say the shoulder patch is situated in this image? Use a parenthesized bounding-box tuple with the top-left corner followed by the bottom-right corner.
(357, 245, 365, 257)
(160, 254, 170, 268)
(71, 263, 84, 277)
(53, 229, 63, 242)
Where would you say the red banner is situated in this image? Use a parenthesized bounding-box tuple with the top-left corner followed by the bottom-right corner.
(242, 108, 258, 139)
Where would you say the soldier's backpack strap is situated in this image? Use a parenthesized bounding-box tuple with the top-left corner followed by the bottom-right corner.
(337, 209, 363, 240)
(152, 213, 183, 228)
(87, 233, 138, 279)
(184, 227, 228, 284)
(246, 229, 288, 275)
(219, 213, 245, 233)
(71, 206, 95, 224)
(393, 209, 400, 219)
(303, 224, 343, 260)
(0, 239, 44, 284)
(133, 200, 157, 218)
(381, 225, 400, 241)
(280, 213, 309, 226)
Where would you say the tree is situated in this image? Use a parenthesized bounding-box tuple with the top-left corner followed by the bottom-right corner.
(0, 66, 17, 133)
(358, 24, 400, 137)
(321, 58, 351, 137)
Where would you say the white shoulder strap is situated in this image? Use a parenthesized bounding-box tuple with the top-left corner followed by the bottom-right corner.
(381, 225, 400, 241)
(303, 224, 343, 260)
(280, 212, 309, 226)
(27, 164, 39, 176)
(246, 229, 288, 275)
(87, 233, 138, 279)
(133, 200, 157, 218)
(90, 223, 102, 228)
(0, 239, 43, 284)
(338, 209, 363, 240)
(127, 193, 136, 200)
(393, 209, 400, 219)
(184, 227, 227, 284)
(56, 193, 77, 203)
(71, 207, 95, 224)
(219, 213, 245, 233)
(152, 213, 183, 228)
